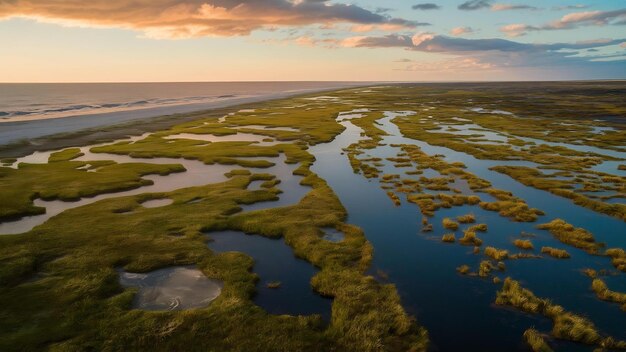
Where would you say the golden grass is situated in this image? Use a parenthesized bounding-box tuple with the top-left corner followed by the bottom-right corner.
(442, 218, 459, 230)
(496, 278, 626, 348)
(514, 239, 534, 250)
(456, 213, 476, 224)
(523, 328, 554, 352)
(484, 247, 508, 261)
(591, 278, 626, 310)
(540, 247, 571, 259)
(441, 233, 456, 243)
(459, 229, 483, 246)
(537, 219, 601, 254)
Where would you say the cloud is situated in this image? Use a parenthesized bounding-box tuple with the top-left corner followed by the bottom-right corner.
(501, 9, 626, 36)
(412, 3, 441, 10)
(551, 4, 588, 11)
(340, 32, 626, 74)
(0, 0, 421, 38)
(395, 57, 496, 71)
(491, 3, 539, 11)
(458, 0, 492, 11)
(450, 26, 474, 36)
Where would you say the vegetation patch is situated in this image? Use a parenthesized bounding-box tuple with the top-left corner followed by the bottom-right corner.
(496, 278, 626, 349)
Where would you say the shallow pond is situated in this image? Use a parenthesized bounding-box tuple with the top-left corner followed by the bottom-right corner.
(0, 139, 306, 235)
(207, 230, 332, 320)
(118, 266, 223, 311)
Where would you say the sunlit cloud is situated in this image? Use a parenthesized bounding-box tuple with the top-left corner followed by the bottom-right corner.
(0, 0, 421, 38)
(491, 3, 539, 11)
(450, 26, 474, 36)
(501, 9, 626, 36)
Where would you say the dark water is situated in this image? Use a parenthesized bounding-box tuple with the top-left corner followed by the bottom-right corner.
(309, 112, 626, 352)
(206, 230, 332, 321)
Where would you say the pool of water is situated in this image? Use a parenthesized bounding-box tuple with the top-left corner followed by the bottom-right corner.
(164, 132, 280, 146)
(309, 111, 626, 352)
(118, 266, 223, 311)
(0, 138, 306, 235)
(206, 230, 332, 320)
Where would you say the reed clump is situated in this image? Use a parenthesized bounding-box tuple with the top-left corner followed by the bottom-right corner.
(523, 328, 554, 352)
(591, 278, 626, 310)
(457, 213, 476, 224)
(541, 247, 570, 259)
(441, 233, 456, 243)
(496, 278, 626, 349)
(514, 239, 534, 250)
(460, 230, 483, 246)
(605, 248, 626, 272)
(442, 218, 459, 230)
(485, 247, 508, 261)
(537, 219, 600, 254)
(457, 265, 470, 275)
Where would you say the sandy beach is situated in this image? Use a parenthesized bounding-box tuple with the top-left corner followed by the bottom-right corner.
(0, 83, 365, 146)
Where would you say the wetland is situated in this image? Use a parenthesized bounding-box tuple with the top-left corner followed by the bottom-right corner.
(0, 81, 624, 351)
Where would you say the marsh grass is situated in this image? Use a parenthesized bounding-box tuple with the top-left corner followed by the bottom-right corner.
(484, 247, 508, 261)
(523, 328, 554, 352)
(496, 278, 626, 349)
(441, 233, 456, 243)
(459, 230, 483, 246)
(541, 247, 571, 259)
(442, 218, 459, 230)
(0, 160, 185, 221)
(590, 278, 626, 310)
(514, 239, 534, 250)
(456, 213, 476, 224)
(457, 265, 470, 275)
(537, 219, 601, 254)
(0, 92, 433, 351)
(605, 248, 626, 272)
(266, 281, 282, 289)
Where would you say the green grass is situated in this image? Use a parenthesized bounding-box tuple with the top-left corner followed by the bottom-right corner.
(0, 159, 185, 221)
(0, 91, 432, 351)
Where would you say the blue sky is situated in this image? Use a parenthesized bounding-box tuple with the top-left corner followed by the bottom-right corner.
(0, 0, 624, 82)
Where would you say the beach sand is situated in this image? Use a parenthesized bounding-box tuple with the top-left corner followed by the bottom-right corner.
(0, 83, 365, 148)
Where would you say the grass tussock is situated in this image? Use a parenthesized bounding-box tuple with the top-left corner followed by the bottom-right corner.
(514, 239, 534, 250)
(456, 213, 476, 224)
(459, 229, 483, 246)
(540, 247, 571, 259)
(457, 265, 470, 275)
(537, 219, 601, 254)
(523, 328, 554, 352)
(484, 247, 508, 261)
(441, 233, 456, 243)
(496, 278, 626, 349)
(591, 278, 626, 310)
(605, 248, 626, 272)
(442, 218, 459, 230)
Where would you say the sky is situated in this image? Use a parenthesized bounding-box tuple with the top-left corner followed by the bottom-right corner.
(0, 0, 625, 82)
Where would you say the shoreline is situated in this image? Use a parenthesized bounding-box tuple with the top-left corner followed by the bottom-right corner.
(0, 82, 368, 148)
(0, 82, 368, 158)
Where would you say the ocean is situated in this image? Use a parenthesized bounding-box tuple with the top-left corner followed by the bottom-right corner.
(0, 82, 356, 122)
